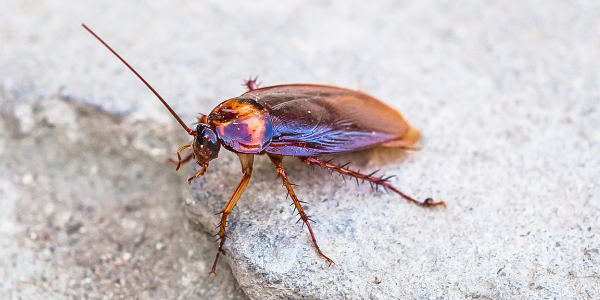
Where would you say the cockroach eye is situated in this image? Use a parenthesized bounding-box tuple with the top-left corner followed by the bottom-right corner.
(195, 124, 220, 160)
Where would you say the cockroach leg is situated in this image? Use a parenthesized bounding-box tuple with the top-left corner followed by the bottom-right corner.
(268, 154, 335, 267)
(245, 76, 260, 91)
(167, 152, 193, 169)
(210, 153, 254, 275)
(174, 152, 194, 169)
(300, 157, 446, 208)
(174, 144, 193, 171)
(187, 166, 208, 184)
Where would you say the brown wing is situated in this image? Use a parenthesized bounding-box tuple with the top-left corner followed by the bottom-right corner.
(240, 84, 420, 156)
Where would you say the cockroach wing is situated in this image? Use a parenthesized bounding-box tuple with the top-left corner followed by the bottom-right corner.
(240, 84, 420, 156)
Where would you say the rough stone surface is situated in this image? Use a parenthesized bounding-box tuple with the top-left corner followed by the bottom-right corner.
(2, 0, 600, 299)
(0, 98, 248, 299)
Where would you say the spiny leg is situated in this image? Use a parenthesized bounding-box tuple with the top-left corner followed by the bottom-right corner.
(245, 75, 260, 91)
(300, 157, 445, 207)
(268, 154, 334, 266)
(211, 153, 254, 275)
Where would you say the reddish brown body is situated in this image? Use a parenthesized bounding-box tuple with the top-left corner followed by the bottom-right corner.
(83, 24, 445, 276)
(207, 84, 421, 156)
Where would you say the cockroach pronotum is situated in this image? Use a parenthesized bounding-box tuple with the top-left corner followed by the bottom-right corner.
(82, 24, 445, 275)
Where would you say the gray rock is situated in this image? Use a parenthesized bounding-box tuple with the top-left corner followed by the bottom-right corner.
(0, 97, 248, 299)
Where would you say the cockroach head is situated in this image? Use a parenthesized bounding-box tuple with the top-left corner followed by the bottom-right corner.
(192, 123, 220, 168)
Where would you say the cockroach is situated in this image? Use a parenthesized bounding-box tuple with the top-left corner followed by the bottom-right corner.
(82, 24, 445, 275)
